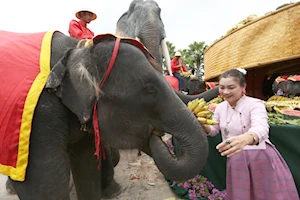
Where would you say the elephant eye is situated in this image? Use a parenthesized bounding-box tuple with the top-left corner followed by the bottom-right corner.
(143, 84, 156, 93)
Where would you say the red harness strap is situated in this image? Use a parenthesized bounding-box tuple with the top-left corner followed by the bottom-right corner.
(93, 38, 121, 168)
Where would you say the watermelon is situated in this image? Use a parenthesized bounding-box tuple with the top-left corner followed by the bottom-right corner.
(280, 109, 300, 119)
(209, 105, 217, 112)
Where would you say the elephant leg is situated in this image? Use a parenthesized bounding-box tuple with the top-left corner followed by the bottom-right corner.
(10, 94, 71, 200)
(5, 178, 16, 194)
(101, 146, 122, 199)
(69, 135, 121, 200)
(10, 136, 71, 200)
(110, 146, 120, 167)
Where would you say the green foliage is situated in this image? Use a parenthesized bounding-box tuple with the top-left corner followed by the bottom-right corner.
(276, 3, 293, 10)
(167, 41, 176, 57)
(163, 40, 208, 79)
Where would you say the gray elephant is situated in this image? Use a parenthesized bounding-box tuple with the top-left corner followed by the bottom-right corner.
(116, 0, 172, 75)
(184, 78, 207, 95)
(286, 76, 300, 97)
(0, 31, 219, 200)
(272, 76, 288, 95)
(272, 75, 300, 97)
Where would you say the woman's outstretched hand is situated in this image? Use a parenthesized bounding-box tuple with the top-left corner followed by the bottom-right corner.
(216, 134, 253, 157)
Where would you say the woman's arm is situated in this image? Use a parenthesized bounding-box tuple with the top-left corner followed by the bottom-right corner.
(246, 100, 270, 144)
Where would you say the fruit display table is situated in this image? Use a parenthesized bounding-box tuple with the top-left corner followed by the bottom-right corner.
(170, 124, 300, 199)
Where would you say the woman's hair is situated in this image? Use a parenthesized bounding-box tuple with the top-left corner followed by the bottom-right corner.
(219, 69, 246, 86)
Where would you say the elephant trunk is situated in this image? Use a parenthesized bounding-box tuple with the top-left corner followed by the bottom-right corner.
(176, 87, 220, 105)
(149, 95, 208, 181)
(138, 22, 165, 73)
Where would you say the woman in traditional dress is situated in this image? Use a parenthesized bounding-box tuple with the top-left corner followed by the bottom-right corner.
(204, 68, 299, 200)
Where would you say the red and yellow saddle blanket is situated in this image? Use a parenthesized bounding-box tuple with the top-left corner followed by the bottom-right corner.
(288, 75, 300, 82)
(0, 30, 55, 181)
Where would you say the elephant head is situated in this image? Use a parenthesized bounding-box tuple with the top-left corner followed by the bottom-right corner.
(116, 0, 172, 76)
(272, 76, 288, 96)
(45, 34, 208, 181)
(187, 79, 207, 95)
(286, 75, 300, 97)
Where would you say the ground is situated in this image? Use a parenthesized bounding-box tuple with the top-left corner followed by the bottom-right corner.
(0, 150, 181, 200)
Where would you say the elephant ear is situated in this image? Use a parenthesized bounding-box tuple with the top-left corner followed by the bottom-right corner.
(46, 49, 96, 123)
(45, 54, 67, 92)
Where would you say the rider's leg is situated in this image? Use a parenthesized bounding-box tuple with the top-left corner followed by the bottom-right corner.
(173, 72, 183, 91)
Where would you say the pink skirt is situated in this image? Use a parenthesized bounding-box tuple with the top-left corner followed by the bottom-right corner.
(226, 144, 299, 200)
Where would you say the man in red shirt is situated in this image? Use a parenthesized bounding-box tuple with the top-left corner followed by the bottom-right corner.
(68, 8, 97, 40)
(170, 52, 189, 91)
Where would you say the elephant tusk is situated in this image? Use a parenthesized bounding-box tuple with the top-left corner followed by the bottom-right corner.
(161, 38, 172, 76)
(135, 37, 141, 42)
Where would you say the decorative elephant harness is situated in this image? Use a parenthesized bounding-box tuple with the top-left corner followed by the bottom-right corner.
(76, 34, 154, 166)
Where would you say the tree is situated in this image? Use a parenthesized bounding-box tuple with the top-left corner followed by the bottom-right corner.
(162, 40, 207, 79)
(180, 41, 207, 79)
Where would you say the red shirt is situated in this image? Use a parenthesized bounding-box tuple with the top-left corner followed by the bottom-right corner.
(68, 20, 94, 40)
(170, 57, 188, 73)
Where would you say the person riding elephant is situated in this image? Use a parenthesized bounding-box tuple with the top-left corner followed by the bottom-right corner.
(116, 0, 172, 75)
(171, 51, 190, 92)
(68, 8, 97, 40)
(0, 30, 218, 200)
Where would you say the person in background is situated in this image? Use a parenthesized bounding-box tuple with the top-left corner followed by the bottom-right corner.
(203, 68, 298, 200)
(68, 8, 97, 40)
(170, 51, 189, 92)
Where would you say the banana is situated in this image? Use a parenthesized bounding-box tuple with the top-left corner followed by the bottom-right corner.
(273, 106, 281, 113)
(190, 99, 200, 112)
(208, 96, 224, 105)
(187, 99, 198, 112)
(187, 101, 194, 110)
(197, 117, 207, 124)
(206, 119, 217, 125)
(193, 101, 206, 114)
(196, 110, 211, 117)
(188, 98, 218, 125)
(266, 106, 273, 112)
(206, 113, 213, 119)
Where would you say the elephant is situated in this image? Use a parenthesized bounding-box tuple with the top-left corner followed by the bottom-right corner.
(116, 0, 172, 75)
(0, 31, 217, 200)
(166, 75, 215, 95)
(183, 78, 208, 95)
(272, 76, 288, 96)
(271, 75, 300, 97)
(286, 76, 300, 97)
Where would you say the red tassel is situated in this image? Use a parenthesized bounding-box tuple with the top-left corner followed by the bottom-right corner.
(93, 103, 102, 169)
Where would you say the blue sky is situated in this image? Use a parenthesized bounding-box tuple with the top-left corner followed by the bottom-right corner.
(0, 0, 292, 49)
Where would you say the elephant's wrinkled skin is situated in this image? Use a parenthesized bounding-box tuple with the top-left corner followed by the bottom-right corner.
(182, 77, 207, 95)
(5, 32, 209, 200)
(286, 80, 300, 97)
(116, 0, 172, 74)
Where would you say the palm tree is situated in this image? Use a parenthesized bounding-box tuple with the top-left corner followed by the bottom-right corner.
(180, 42, 207, 79)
